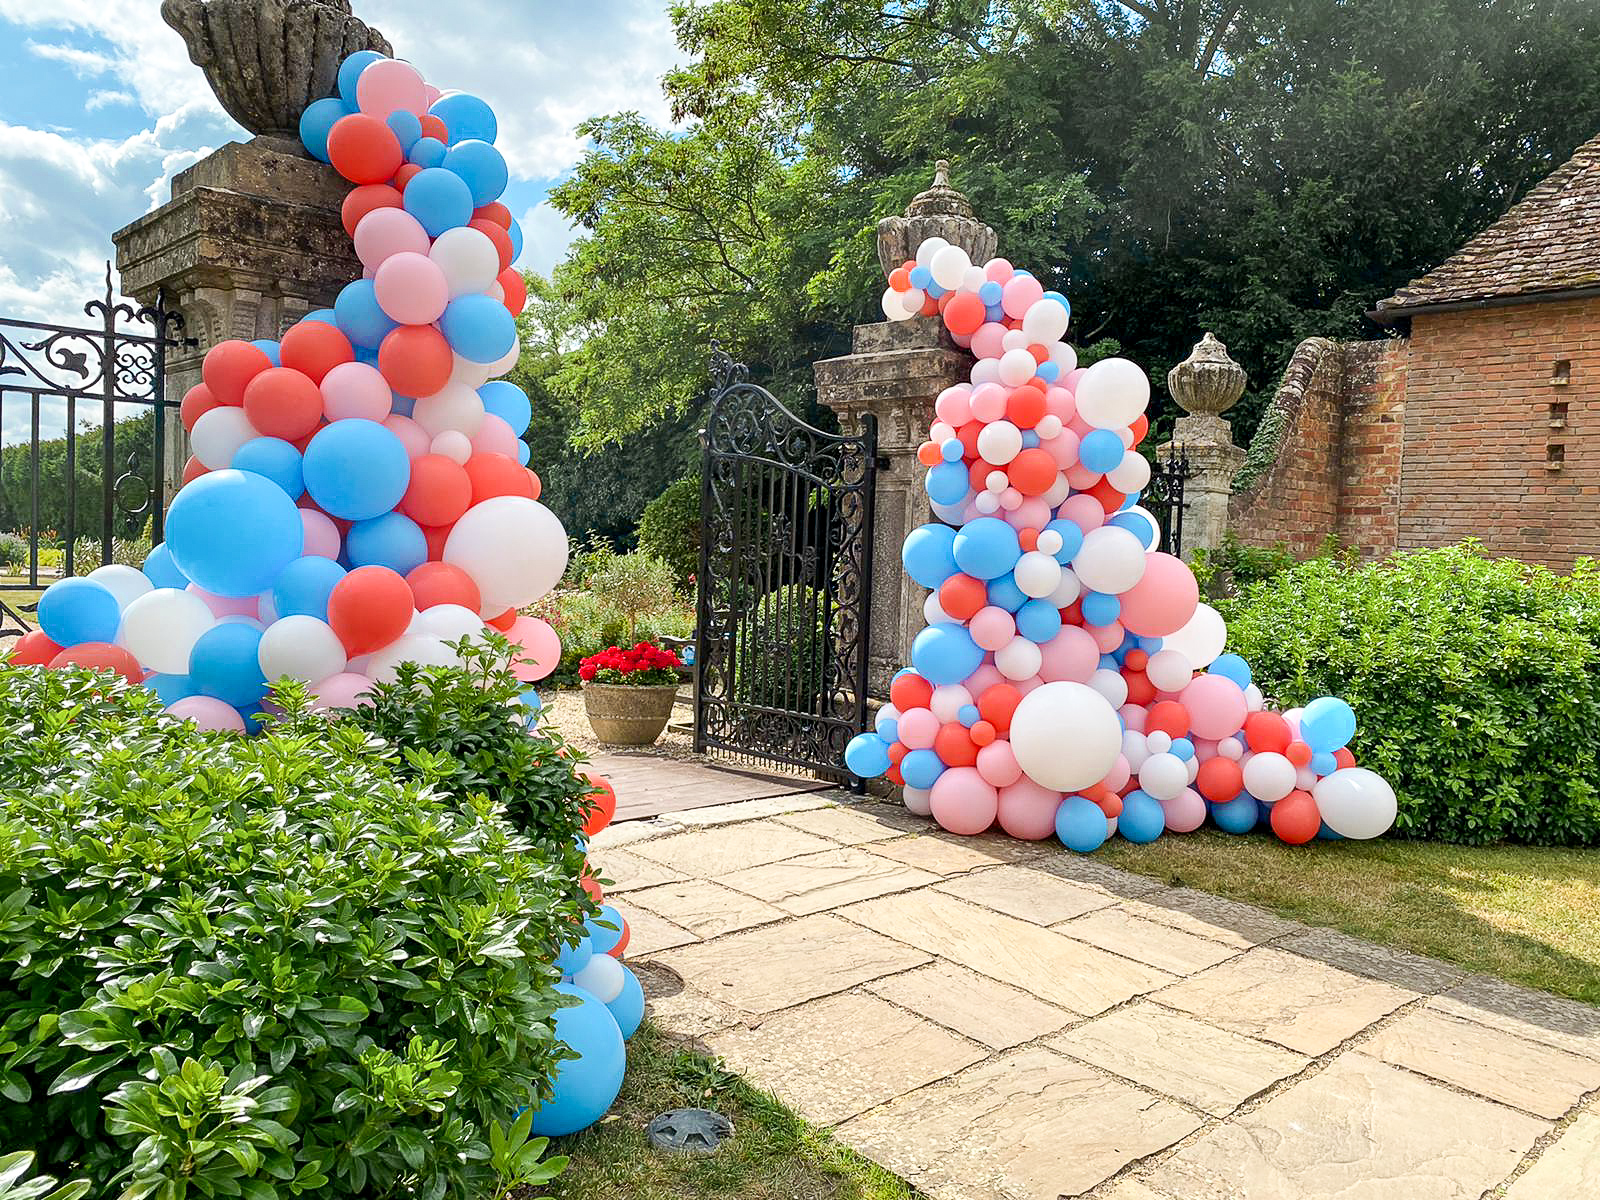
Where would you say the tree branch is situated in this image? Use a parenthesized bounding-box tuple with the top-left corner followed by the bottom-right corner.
(1198, 3, 1241, 75)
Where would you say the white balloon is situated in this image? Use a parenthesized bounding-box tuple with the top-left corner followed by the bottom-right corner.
(1145, 648, 1194, 693)
(1021, 297, 1069, 343)
(431, 430, 473, 464)
(1073, 526, 1147, 595)
(974, 491, 1000, 514)
(87, 564, 152, 610)
(1050, 341, 1079, 373)
(1160, 603, 1228, 669)
(571, 952, 625, 1003)
(119, 587, 215, 676)
(1009, 681, 1122, 792)
(1048, 569, 1082, 608)
(997, 347, 1038, 387)
(258, 591, 279, 624)
(929, 684, 972, 723)
(1145, 730, 1173, 755)
(976, 420, 1022, 465)
(444, 496, 569, 612)
(1244, 683, 1265, 711)
(882, 288, 916, 321)
(1014, 551, 1062, 598)
(1139, 752, 1188, 801)
(902, 784, 933, 816)
(929, 244, 972, 290)
(1107, 451, 1152, 494)
(1000, 328, 1032, 352)
(922, 591, 950, 625)
(1074, 357, 1150, 430)
(450, 352, 494, 389)
(995, 635, 1042, 681)
(1243, 751, 1296, 803)
(1088, 666, 1129, 709)
(915, 236, 949, 267)
(960, 264, 989, 293)
(367, 633, 458, 685)
(1042, 472, 1073, 507)
(1295, 765, 1318, 791)
(191, 406, 259, 470)
(429, 226, 501, 298)
(1217, 736, 1244, 761)
(413, 382, 485, 438)
(487, 339, 522, 377)
(899, 287, 926, 315)
(1313, 767, 1398, 839)
(1121, 729, 1150, 770)
(416, 603, 487, 645)
(970, 358, 1002, 387)
(258, 615, 347, 683)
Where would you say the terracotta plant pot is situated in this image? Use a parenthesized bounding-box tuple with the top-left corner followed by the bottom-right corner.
(582, 682, 678, 746)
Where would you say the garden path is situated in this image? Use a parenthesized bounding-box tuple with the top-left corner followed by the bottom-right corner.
(595, 750, 830, 822)
(590, 792, 1600, 1200)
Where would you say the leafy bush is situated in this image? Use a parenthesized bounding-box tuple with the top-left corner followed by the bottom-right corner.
(0, 535, 24, 575)
(1191, 531, 1344, 598)
(585, 552, 680, 644)
(66, 535, 152, 576)
(734, 584, 827, 711)
(635, 475, 701, 586)
(0, 660, 585, 1199)
(1219, 542, 1600, 845)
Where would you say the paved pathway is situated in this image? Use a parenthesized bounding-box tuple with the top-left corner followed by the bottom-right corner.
(592, 791, 1600, 1200)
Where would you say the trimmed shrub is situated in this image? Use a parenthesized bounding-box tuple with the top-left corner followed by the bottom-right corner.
(734, 584, 828, 712)
(1219, 543, 1600, 845)
(0, 660, 584, 1199)
(635, 475, 701, 586)
(0, 533, 24, 574)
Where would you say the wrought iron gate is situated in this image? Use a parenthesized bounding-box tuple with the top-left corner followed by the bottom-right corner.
(693, 350, 877, 781)
(1144, 449, 1191, 558)
(0, 267, 191, 636)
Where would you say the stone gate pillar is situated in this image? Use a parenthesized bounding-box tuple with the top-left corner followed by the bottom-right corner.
(814, 163, 994, 697)
(1162, 332, 1248, 559)
(111, 0, 389, 502)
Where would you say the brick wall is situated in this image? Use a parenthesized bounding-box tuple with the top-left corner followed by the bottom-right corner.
(1337, 340, 1404, 558)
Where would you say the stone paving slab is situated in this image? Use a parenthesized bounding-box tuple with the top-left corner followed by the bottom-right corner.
(773, 803, 925, 843)
(1154, 946, 1415, 1055)
(628, 822, 837, 876)
(633, 962, 742, 1039)
(1050, 1001, 1307, 1117)
(865, 961, 1072, 1051)
(720, 846, 939, 915)
(1425, 973, 1600, 1062)
(838, 1047, 1202, 1200)
(1146, 1053, 1548, 1200)
(870, 832, 1044, 876)
(1054, 907, 1242, 976)
(707, 992, 987, 1125)
(589, 847, 687, 893)
(1502, 1110, 1600, 1198)
(620, 906, 698, 956)
(626, 879, 787, 939)
(935, 864, 1115, 925)
(661, 790, 834, 827)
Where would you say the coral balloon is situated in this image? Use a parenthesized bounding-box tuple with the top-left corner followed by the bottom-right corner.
(582, 773, 617, 837)
(49, 642, 142, 685)
(1270, 789, 1322, 844)
(378, 325, 454, 397)
(327, 113, 403, 184)
(202, 340, 271, 407)
(327, 566, 414, 655)
(242, 367, 324, 440)
(464, 452, 536, 505)
(405, 561, 481, 612)
(400, 454, 473, 526)
(280, 321, 353, 384)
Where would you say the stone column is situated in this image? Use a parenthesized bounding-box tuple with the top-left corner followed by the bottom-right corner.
(1162, 332, 1247, 559)
(111, 0, 388, 502)
(814, 162, 994, 697)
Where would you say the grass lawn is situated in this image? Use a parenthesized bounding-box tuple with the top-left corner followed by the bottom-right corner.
(1099, 831, 1600, 1004)
(544, 1022, 914, 1200)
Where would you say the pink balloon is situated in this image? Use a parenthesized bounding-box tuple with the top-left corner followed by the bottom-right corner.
(897, 706, 939, 750)
(1005, 498, 1051, 531)
(374, 251, 449, 325)
(1101, 753, 1131, 793)
(934, 386, 972, 427)
(187, 584, 257, 618)
(971, 323, 1008, 362)
(1045, 386, 1076, 421)
(996, 777, 1060, 840)
(975, 738, 1023, 787)
(168, 695, 246, 732)
(1089, 621, 1125, 651)
(382, 413, 432, 458)
(1001, 274, 1044, 319)
(1013, 673, 1044, 696)
(471, 412, 520, 459)
(1044, 427, 1080, 468)
(1162, 787, 1208, 833)
(353, 207, 430, 271)
(1192, 737, 1219, 762)
(1064, 462, 1101, 490)
(969, 382, 1007, 421)
(321, 361, 393, 422)
(508, 615, 561, 683)
(1118, 552, 1200, 638)
(929, 767, 999, 836)
(311, 672, 375, 710)
(300, 509, 342, 559)
(1037, 626, 1098, 683)
(1119, 702, 1149, 732)
(422, 84, 442, 105)
(1182, 673, 1248, 740)
(1057, 493, 1104, 533)
(969, 606, 1015, 652)
(356, 58, 428, 118)
(1065, 367, 1089, 391)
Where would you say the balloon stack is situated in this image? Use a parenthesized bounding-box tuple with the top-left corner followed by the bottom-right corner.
(9, 50, 566, 730)
(845, 236, 1399, 850)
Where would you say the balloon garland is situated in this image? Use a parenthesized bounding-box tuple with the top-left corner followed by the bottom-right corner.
(846, 237, 1399, 849)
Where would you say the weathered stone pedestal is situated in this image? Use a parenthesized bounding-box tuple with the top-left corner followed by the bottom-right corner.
(1162, 333, 1249, 560)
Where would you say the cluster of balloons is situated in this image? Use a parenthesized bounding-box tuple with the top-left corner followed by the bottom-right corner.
(9, 51, 564, 729)
(528, 773, 644, 1136)
(847, 235, 1398, 850)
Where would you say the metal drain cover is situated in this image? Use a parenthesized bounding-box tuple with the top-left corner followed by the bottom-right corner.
(646, 1107, 733, 1154)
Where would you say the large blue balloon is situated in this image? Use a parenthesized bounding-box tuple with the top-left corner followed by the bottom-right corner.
(479, 381, 531, 435)
(190, 622, 267, 708)
(1208, 653, 1251, 690)
(430, 92, 498, 144)
(1081, 591, 1121, 626)
(606, 966, 644, 1040)
(953, 517, 1021, 580)
(232, 437, 304, 500)
(1056, 794, 1109, 853)
(912, 621, 984, 685)
(298, 96, 348, 163)
(900, 748, 946, 789)
(403, 167, 474, 237)
(142, 542, 189, 590)
(303, 420, 410, 521)
(442, 139, 508, 206)
(1212, 793, 1260, 834)
(334, 279, 398, 350)
(1299, 696, 1356, 753)
(1043, 518, 1084, 564)
(346, 512, 427, 574)
(529, 984, 626, 1136)
(585, 905, 626, 957)
(1080, 429, 1124, 473)
(1119, 789, 1166, 843)
(555, 934, 593, 978)
(37, 578, 120, 647)
(336, 49, 388, 107)
(440, 294, 516, 363)
(1015, 597, 1062, 643)
(250, 338, 282, 366)
(925, 461, 968, 505)
(986, 572, 1027, 613)
(845, 732, 891, 778)
(272, 556, 347, 622)
(165, 469, 304, 598)
(901, 523, 958, 588)
(143, 673, 196, 705)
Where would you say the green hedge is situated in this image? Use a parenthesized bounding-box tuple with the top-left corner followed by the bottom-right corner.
(0, 656, 587, 1199)
(635, 475, 701, 586)
(1219, 543, 1600, 845)
(734, 584, 827, 713)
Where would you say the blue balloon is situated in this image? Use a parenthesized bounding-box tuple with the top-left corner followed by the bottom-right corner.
(298, 96, 348, 163)
(390, 394, 416, 417)
(874, 706, 898, 735)
(516, 440, 531, 466)
(1109, 508, 1157, 546)
(845, 732, 891, 778)
(555, 934, 593, 978)
(939, 439, 963, 463)
(901, 523, 958, 588)
(143, 542, 189, 590)
(1212, 793, 1260, 834)
(479, 380, 531, 435)
(442, 139, 508, 205)
(272, 556, 347, 622)
(1299, 696, 1357, 753)
(1118, 789, 1166, 843)
(1208, 653, 1251, 689)
(954, 517, 1021, 580)
(385, 110, 423, 153)
(337, 50, 388, 106)
(986, 572, 1027, 613)
(1043, 518, 1084, 564)
(900, 747, 946, 789)
(586, 905, 626, 956)
(1170, 737, 1195, 762)
(143, 673, 196, 705)
(606, 966, 644, 1040)
(165, 469, 304, 597)
(1081, 590, 1121, 626)
(528, 984, 626, 1136)
(1310, 750, 1337, 776)
(408, 136, 447, 168)
(303, 420, 410, 520)
(403, 167, 474, 237)
(957, 704, 979, 727)
(429, 92, 498, 144)
(190, 622, 267, 707)
(507, 216, 524, 261)
(912, 621, 984, 685)
(250, 338, 282, 366)
(37, 578, 120, 647)
(304, 308, 339, 325)
(926, 461, 969, 505)
(1035, 362, 1060, 384)
(1056, 794, 1109, 853)
(440, 294, 516, 363)
(925, 280, 947, 299)
(1316, 822, 1345, 841)
(1080, 429, 1124, 473)
(1015, 597, 1062, 643)
(978, 281, 1002, 305)
(232, 437, 304, 500)
(346, 512, 427, 574)
(334, 279, 398, 349)
(909, 265, 932, 290)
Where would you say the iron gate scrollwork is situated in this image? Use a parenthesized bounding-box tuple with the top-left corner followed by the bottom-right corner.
(1144, 449, 1191, 558)
(693, 349, 877, 783)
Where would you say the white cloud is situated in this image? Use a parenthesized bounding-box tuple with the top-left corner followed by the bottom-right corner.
(86, 89, 136, 111)
(515, 201, 580, 278)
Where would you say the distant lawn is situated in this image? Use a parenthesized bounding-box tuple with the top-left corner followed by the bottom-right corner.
(545, 1021, 913, 1200)
(1099, 832, 1600, 1004)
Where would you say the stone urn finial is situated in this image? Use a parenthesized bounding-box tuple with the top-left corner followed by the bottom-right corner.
(162, 0, 391, 143)
(876, 160, 998, 277)
(1168, 332, 1247, 443)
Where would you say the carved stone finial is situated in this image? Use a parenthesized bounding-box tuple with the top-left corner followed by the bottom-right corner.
(162, 0, 391, 142)
(876, 160, 998, 277)
(1168, 332, 1247, 419)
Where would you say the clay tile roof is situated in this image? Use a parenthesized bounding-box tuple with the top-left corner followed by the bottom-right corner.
(1373, 132, 1600, 320)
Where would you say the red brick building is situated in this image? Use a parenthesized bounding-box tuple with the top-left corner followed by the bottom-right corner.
(1230, 136, 1600, 569)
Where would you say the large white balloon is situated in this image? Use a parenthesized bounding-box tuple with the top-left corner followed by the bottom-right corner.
(416, 603, 487, 645)
(1021, 297, 1069, 343)
(413, 382, 485, 438)
(1073, 526, 1147, 595)
(995, 635, 1042, 681)
(1313, 768, 1397, 839)
(87, 564, 153, 610)
(1107, 451, 1152, 494)
(1145, 648, 1194, 693)
(976, 420, 1022, 465)
(120, 587, 216, 675)
(1243, 751, 1297, 803)
(444, 497, 569, 612)
(1009, 681, 1122, 792)
(191, 406, 259, 470)
(929, 244, 972, 290)
(1073, 357, 1150, 430)
(1160, 602, 1228, 669)
(258, 615, 347, 683)
(1138, 752, 1188, 801)
(367, 633, 459, 685)
(1014, 551, 1063, 599)
(915, 236, 949, 268)
(429, 226, 501, 298)
(571, 953, 625, 1003)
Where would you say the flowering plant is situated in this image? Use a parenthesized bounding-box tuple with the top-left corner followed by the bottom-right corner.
(579, 641, 682, 687)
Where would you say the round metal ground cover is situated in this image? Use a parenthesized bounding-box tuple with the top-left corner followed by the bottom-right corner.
(646, 1108, 733, 1154)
